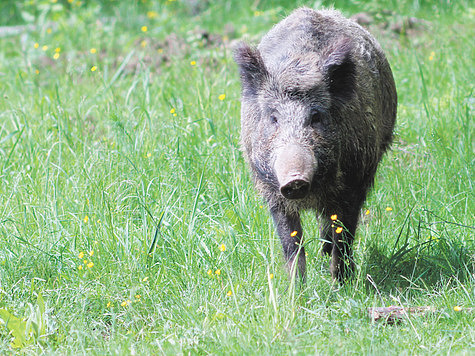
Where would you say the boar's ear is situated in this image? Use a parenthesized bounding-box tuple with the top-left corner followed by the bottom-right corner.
(322, 38, 356, 105)
(233, 42, 268, 97)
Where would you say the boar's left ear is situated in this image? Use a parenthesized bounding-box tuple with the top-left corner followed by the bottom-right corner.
(322, 38, 356, 105)
(233, 42, 268, 97)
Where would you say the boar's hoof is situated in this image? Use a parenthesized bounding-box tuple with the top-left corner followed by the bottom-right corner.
(280, 179, 310, 200)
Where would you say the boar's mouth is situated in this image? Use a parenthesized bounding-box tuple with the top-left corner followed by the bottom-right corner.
(274, 144, 316, 200)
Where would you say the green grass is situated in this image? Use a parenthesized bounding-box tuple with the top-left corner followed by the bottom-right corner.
(0, 0, 473, 354)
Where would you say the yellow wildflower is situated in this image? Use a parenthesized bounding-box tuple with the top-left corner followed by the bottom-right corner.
(34, 42, 39, 49)
(141, 26, 148, 32)
(141, 40, 147, 48)
(335, 227, 343, 234)
(135, 294, 141, 299)
(35, 69, 40, 75)
(331, 214, 338, 221)
(147, 152, 152, 158)
(453, 306, 462, 312)
(385, 207, 393, 212)
(84, 215, 89, 223)
(207, 269, 212, 276)
(78, 251, 85, 259)
(269, 273, 274, 280)
(147, 11, 158, 19)
(54, 47, 61, 53)
(190, 60, 196, 66)
(42, 45, 48, 51)
(77, 265, 83, 270)
(90, 48, 97, 54)
(90, 66, 97, 72)
(107, 301, 112, 308)
(142, 276, 149, 282)
(428, 51, 435, 61)
(219, 243, 226, 252)
(157, 48, 164, 54)
(87, 261, 94, 268)
(226, 290, 232, 297)
(121, 300, 131, 307)
(215, 269, 221, 276)
(46, 28, 52, 34)
(365, 209, 370, 215)
(290, 230, 298, 237)
(170, 108, 176, 114)
(218, 94, 226, 101)
(83, 259, 88, 264)
(88, 250, 94, 257)
(53, 53, 60, 60)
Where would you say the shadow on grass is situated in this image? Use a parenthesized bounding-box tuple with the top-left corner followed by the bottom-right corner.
(362, 210, 474, 291)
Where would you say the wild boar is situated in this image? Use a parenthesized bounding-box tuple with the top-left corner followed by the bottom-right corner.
(234, 7, 397, 282)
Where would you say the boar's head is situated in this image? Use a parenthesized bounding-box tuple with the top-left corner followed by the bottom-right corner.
(234, 39, 356, 203)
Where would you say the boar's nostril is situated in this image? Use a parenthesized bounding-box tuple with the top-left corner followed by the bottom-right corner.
(280, 179, 310, 200)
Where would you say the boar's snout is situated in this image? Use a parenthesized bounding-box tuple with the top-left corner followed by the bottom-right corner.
(274, 144, 316, 200)
(280, 176, 310, 200)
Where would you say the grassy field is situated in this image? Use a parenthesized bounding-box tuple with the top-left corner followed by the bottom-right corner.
(0, 0, 473, 354)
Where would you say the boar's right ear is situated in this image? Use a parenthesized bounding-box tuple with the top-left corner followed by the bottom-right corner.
(322, 38, 356, 106)
(233, 42, 268, 97)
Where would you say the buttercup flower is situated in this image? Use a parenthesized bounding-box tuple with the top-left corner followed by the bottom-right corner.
(219, 243, 226, 252)
(218, 94, 226, 101)
(121, 300, 131, 307)
(290, 230, 298, 237)
(331, 214, 338, 221)
(147, 11, 158, 19)
(335, 227, 343, 234)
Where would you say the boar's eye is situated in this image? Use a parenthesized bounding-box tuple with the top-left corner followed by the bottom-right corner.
(270, 114, 278, 124)
(310, 110, 323, 126)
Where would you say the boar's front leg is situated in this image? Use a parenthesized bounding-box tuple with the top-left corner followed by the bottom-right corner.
(327, 210, 359, 283)
(270, 205, 306, 281)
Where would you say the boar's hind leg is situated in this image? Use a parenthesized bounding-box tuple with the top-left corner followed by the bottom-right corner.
(270, 206, 306, 281)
